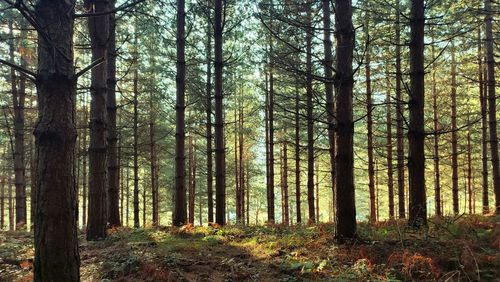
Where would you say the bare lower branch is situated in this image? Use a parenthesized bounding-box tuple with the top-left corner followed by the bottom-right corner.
(0, 59, 37, 81)
(75, 57, 105, 78)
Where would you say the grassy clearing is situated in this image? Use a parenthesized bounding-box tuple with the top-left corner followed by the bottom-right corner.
(0, 215, 498, 281)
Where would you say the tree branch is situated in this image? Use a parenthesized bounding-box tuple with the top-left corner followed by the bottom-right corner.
(0, 59, 36, 81)
(75, 57, 105, 78)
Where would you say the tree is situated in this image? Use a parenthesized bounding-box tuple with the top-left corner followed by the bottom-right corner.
(395, 0, 405, 219)
(87, 0, 110, 240)
(408, 0, 427, 227)
(174, 0, 187, 227)
(33, 0, 80, 279)
(107, 0, 121, 227)
(364, 14, 375, 223)
(305, 2, 315, 224)
(214, 0, 226, 225)
(484, 0, 499, 214)
(335, 0, 356, 240)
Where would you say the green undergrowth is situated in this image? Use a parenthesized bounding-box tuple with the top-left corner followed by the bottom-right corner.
(1, 215, 498, 281)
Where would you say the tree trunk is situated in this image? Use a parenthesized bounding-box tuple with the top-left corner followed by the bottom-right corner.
(478, 25, 489, 214)
(395, 0, 406, 219)
(239, 97, 245, 224)
(295, 82, 301, 224)
(8, 176, 13, 231)
(451, 43, 459, 215)
(87, 0, 110, 240)
(267, 7, 276, 223)
(322, 0, 335, 224)
(133, 57, 139, 228)
(408, 0, 427, 227)
(467, 129, 472, 214)
(386, 71, 395, 220)
(82, 95, 88, 226)
(235, 108, 240, 222)
(9, 20, 27, 230)
(126, 165, 130, 226)
(107, 0, 120, 227)
(205, 11, 214, 223)
(283, 141, 289, 225)
(431, 39, 441, 217)
(33, 1, 80, 279)
(334, 0, 356, 240)
(1, 176, 4, 230)
(188, 133, 194, 224)
(315, 162, 319, 221)
(484, 0, 500, 214)
(174, 0, 187, 226)
(365, 15, 375, 223)
(305, 4, 315, 224)
(150, 92, 158, 227)
(214, 0, 226, 225)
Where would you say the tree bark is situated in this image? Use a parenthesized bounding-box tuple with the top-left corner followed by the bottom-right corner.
(484, 0, 500, 214)
(107, 0, 120, 227)
(133, 50, 139, 228)
(283, 141, 289, 225)
(395, 0, 405, 219)
(365, 15, 375, 223)
(386, 71, 395, 220)
(305, 4, 315, 224)
(188, 133, 194, 224)
(295, 82, 301, 224)
(239, 96, 245, 224)
(87, 0, 110, 240)
(82, 94, 88, 226)
(33, 1, 80, 279)
(8, 176, 13, 231)
(9, 20, 27, 230)
(478, 25, 489, 214)
(322, 0, 335, 224)
(214, 0, 226, 225)
(431, 39, 441, 217)
(451, 43, 459, 215)
(334, 0, 356, 240)
(267, 5, 276, 223)
(150, 91, 158, 227)
(408, 0, 427, 227)
(205, 10, 214, 223)
(1, 176, 4, 230)
(174, 0, 187, 226)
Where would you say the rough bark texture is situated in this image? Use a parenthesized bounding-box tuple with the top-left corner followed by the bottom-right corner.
(408, 0, 427, 227)
(87, 0, 110, 240)
(107, 0, 120, 227)
(322, 0, 335, 223)
(334, 0, 356, 240)
(484, 0, 500, 214)
(306, 5, 315, 224)
(214, 0, 226, 225)
(33, 1, 80, 279)
(395, 0, 405, 219)
(174, 0, 187, 226)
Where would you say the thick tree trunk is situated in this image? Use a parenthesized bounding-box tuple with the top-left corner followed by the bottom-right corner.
(214, 0, 226, 225)
(306, 5, 315, 224)
(334, 0, 356, 240)
(205, 14, 214, 223)
(322, 0, 335, 223)
(107, 0, 120, 227)
(386, 73, 395, 220)
(33, 1, 80, 279)
(431, 41, 441, 217)
(295, 83, 301, 224)
(484, 0, 500, 214)
(174, 0, 187, 226)
(408, 0, 427, 227)
(395, 0, 405, 219)
(87, 0, 110, 240)
(451, 44, 459, 215)
(365, 15, 375, 223)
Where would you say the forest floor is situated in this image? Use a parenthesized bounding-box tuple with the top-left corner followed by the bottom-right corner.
(1, 215, 499, 281)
